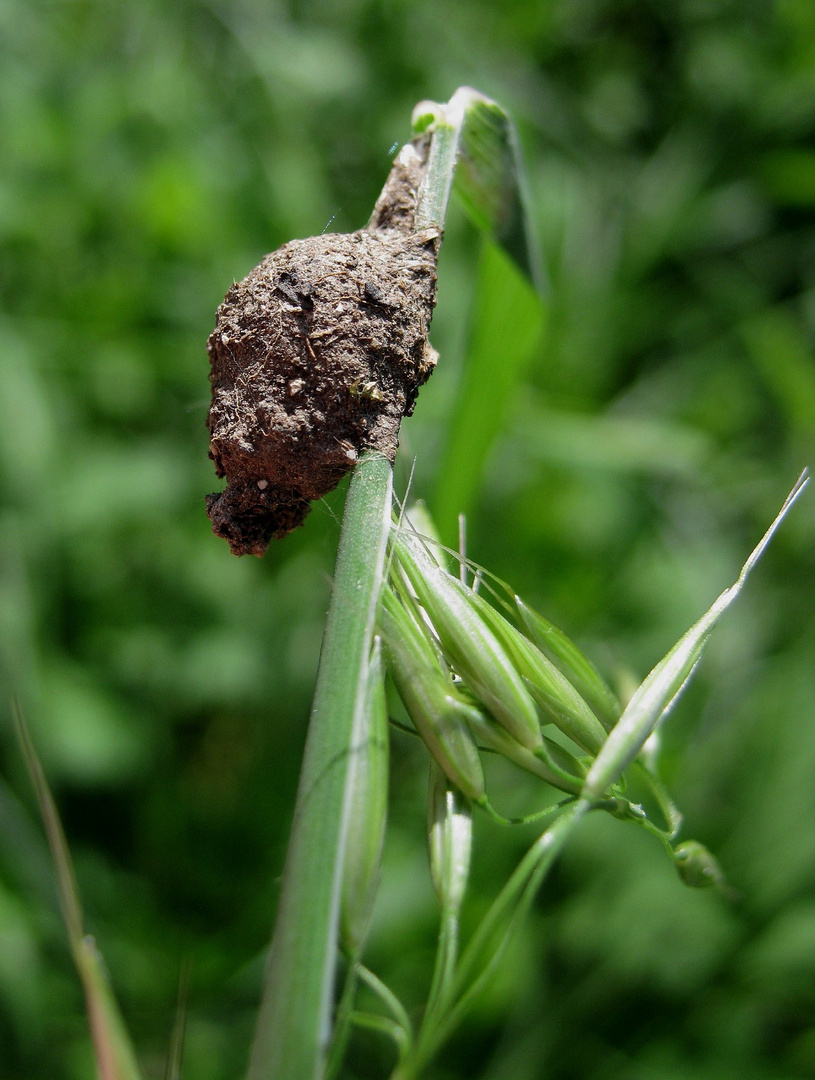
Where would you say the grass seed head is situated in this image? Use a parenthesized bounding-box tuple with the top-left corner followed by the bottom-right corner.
(379, 587, 487, 803)
(515, 596, 621, 730)
(469, 592, 608, 755)
(463, 708, 587, 795)
(673, 840, 727, 890)
(392, 529, 543, 752)
(427, 762, 473, 913)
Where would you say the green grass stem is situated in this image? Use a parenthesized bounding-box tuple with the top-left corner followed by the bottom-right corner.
(248, 451, 393, 1080)
(395, 800, 589, 1080)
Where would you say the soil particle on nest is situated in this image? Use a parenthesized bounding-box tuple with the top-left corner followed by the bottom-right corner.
(206, 139, 440, 556)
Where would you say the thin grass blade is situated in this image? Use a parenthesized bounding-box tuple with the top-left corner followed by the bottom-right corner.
(14, 706, 145, 1080)
(164, 961, 190, 1080)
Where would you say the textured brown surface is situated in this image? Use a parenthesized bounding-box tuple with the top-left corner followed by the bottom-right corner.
(206, 142, 440, 555)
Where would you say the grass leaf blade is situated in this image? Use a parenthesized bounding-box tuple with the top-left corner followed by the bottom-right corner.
(453, 90, 543, 291)
(412, 86, 542, 289)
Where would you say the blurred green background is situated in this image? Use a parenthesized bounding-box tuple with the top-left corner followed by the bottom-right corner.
(1, 1, 814, 1077)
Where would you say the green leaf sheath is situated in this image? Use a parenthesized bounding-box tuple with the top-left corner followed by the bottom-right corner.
(339, 637, 390, 955)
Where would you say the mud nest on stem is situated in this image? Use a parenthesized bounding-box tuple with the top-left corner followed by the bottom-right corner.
(205, 139, 441, 556)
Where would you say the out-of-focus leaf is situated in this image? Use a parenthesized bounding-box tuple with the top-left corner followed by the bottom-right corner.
(15, 707, 145, 1080)
(508, 401, 712, 479)
(431, 239, 545, 542)
(759, 149, 815, 205)
(740, 308, 815, 436)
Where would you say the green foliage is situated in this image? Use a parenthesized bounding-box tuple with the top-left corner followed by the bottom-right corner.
(1, 2, 814, 1079)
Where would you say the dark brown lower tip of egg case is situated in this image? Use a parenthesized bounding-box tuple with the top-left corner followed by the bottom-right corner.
(205, 486, 312, 557)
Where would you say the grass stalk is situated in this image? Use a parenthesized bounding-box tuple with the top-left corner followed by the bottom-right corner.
(413, 87, 480, 231)
(394, 801, 590, 1080)
(248, 451, 393, 1080)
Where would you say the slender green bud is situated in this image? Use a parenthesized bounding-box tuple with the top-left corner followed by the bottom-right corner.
(392, 529, 542, 752)
(673, 841, 726, 890)
(515, 597, 621, 730)
(379, 587, 487, 803)
(340, 639, 390, 955)
(469, 592, 607, 755)
(427, 762, 472, 913)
